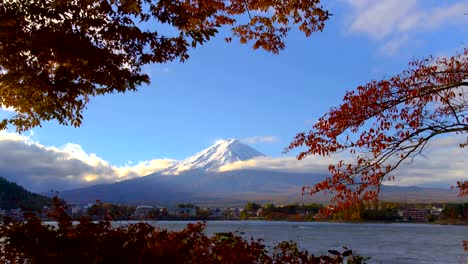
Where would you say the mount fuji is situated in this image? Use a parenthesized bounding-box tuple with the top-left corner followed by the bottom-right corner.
(164, 139, 264, 174)
(59, 139, 463, 206)
(59, 139, 321, 204)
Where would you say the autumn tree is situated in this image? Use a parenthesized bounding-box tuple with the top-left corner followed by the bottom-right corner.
(0, 0, 330, 132)
(0, 198, 369, 263)
(286, 48, 468, 215)
(244, 202, 261, 213)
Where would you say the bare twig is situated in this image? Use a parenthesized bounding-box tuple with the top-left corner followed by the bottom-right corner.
(243, 0, 253, 20)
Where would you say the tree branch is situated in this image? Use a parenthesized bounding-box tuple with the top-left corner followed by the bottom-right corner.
(243, 0, 253, 20)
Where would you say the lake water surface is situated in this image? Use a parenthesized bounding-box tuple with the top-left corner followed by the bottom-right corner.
(135, 221, 468, 264)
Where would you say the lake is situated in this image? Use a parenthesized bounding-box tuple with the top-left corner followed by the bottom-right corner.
(124, 220, 468, 264)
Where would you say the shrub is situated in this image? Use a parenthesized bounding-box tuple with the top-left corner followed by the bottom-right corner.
(0, 199, 368, 264)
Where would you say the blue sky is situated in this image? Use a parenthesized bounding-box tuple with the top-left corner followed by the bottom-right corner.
(0, 0, 467, 192)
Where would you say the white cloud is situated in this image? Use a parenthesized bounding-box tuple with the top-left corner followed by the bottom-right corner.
(250, 7, 276, 16)
(0, 130, 30, 141)
(218, 155, 339, 173)
(385, 136, 468, 188)
(423, 2, 468, 30)
(0, 130, 465, 193)
(58, 143, 111, 168)
(114, 159, 176, 178)
(143, 66, 171, 77)
(241, 136, 279, 144)
(0, 105, 16, 113)
(221, 135, 468, 188)
(379, 34, 409, 56)
(347, 0, 418, 40)
(345, 0, 468, 54)
(0, 132, 176, 192)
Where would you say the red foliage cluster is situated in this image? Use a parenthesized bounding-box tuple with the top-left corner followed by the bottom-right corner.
(0, 198, 368, 264)
(286, 48, 468, 215)
(0, 0, 330, 132)
(456, 180, 468, 197)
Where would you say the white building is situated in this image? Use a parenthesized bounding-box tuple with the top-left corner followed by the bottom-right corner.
(134, 205, 154, 218)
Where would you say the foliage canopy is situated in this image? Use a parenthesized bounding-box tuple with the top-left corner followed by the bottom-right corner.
(0, 198, 368, 263)
(286, 48, 468, 215)
(0, 0, 330, 131)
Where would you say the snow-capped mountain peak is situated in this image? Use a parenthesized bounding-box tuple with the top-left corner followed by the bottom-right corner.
(165, 139, 264, 174)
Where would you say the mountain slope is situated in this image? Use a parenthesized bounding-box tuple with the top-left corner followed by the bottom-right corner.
(59, 168, 326, 205)
(165, 139, 264, 174)
(0, 177, 51, 211)
(380, 185, 462, 203)
(60, 167, 464, 205)
(59, 139, 466, 205)
(59, 175, 194, 204)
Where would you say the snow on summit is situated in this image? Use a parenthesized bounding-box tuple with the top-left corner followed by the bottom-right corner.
(165, 139, 264, 174)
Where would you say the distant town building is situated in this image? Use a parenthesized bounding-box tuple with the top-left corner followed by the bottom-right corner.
(226, 208, 241, 218)
(401, 209, 431, 222)
(256, 208, 264, 217)
(209, 208, 224, 217)
(66, 203, 81, 216)
(134, 205, 154, 219)
(430, 207, 443, 217)
(173, 207, 196, 217)
(4, 209, 24, 221)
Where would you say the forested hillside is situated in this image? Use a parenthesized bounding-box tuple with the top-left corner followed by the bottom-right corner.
(0, 177, 51, 211)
